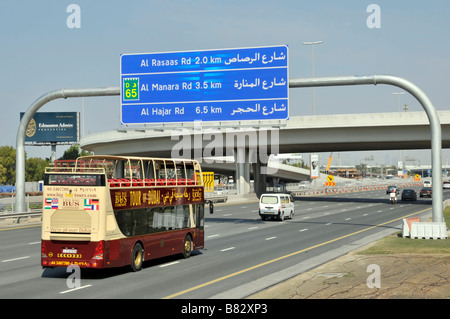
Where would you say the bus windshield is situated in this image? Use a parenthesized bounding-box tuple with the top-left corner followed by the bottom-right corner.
(44, 173, 105, 186)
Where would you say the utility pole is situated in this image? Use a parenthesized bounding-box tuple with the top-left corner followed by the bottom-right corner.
(303, 41, 323, 115)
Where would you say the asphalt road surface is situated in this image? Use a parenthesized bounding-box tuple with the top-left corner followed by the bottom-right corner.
(0, 186, 440, 299)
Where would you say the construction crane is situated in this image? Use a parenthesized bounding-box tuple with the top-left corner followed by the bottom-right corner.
(326, 152, 333, 174)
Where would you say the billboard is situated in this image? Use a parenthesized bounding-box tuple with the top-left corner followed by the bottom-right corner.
(310, 154, 319, 179)
(120, 45, 288, 124)
(20, 112, 79, 143)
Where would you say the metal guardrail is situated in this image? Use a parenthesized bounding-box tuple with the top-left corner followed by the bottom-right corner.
(204, 195, 228, 203)
(290, 181, 423, 197)
(0, 210, 42, 225)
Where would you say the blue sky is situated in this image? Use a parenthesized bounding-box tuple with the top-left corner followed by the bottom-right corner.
(1, 0, 449, 166)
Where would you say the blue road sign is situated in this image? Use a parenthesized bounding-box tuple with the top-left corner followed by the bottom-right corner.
(120, 45, 288, 124)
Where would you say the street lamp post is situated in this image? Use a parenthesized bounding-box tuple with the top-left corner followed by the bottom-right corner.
(392, 92, 405, 111)
(303, 41, 323, 115)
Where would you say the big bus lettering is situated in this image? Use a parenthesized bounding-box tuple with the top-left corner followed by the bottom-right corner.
(129, 190, 142, 206)
(62, 198, 80, 208)
(192, 188, 203, 201)
(115, 191, 127, 207)
(145, 189, 160, 205)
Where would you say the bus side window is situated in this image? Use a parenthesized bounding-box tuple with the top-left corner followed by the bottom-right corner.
(126, 160, 142, 179)
(144, 160, 155, 179)
(195, 204, 204, 230)
(114, 160, 124, 179)
(185, 162, 195, 185)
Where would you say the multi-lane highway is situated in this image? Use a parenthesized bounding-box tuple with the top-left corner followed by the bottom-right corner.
(0, 186, 440, 299)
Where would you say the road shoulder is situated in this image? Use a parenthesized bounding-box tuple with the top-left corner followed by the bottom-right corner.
(248, 240, 450, 299)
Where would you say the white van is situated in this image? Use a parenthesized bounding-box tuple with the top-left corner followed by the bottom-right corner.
(259, 193, 294, 221)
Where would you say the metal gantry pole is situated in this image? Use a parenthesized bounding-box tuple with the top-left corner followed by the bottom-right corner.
(289, 75, 443, 223)
(16, 76, 443, 223)
(15, 87, 120, 213)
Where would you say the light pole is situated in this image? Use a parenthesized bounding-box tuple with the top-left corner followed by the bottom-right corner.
(303, 41, 323, 115)
(392, 92, 405, 111)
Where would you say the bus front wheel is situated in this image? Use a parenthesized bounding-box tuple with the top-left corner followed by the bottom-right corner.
(130, 243, 144, 272)
(182, 235, 193, 259)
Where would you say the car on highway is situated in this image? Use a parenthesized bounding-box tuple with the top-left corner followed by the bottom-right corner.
(443, 181, 450, 189)
(259, 193, 294, 221)
(273, 184, 286, 192)
(386, 185, 400, 194)
(298, 181, 310, 189)
(423, 180, 432, 187)
(401, 189, 417, 201)
(420, 187, 432, 198)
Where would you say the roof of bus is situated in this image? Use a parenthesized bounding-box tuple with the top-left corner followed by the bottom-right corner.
(77, 155, 199, 164)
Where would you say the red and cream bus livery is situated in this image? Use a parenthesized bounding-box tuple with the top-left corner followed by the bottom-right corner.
(41, 155, 206, 271)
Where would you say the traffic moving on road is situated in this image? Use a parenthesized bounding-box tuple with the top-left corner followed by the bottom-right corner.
(0, 182, 441, 299)
(41, 155, 206, 271)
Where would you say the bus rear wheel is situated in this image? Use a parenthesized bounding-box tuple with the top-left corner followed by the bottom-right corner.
(182, 235, 193, 259)
(130, 243, 144, 272)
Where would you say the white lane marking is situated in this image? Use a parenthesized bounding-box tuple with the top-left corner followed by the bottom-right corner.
(220, 247, 235, 252)
(2, 256, 30, 263)
(248, 226, 258, 230)
(265, 236, 277, 240)
(59, 285, 92, 294)
(159, 261, 180, 268)
(299, 228, 308, 232)
(207, 234, 220, 238)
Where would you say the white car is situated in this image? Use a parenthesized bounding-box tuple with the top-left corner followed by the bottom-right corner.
(259, 193, 294, 221)
(443, 181, 450, 189)
(298, 181, 310, 189)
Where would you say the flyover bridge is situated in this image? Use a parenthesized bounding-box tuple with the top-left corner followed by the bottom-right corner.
(81, 110, 450, 197)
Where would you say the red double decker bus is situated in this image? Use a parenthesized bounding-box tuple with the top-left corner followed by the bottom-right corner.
(41, 155, 206, 271)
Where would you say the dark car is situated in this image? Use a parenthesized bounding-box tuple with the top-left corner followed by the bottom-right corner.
(420, 187, 432, 198)
(401, 189, 417, 201)
(386, 185, 400, 194)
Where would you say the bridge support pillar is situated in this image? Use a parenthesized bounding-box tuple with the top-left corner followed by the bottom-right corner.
(252, 157, 268, 199)
(235, 147, 251, 195)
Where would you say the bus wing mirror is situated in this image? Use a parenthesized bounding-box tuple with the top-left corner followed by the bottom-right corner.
(207, 200, 214, 214)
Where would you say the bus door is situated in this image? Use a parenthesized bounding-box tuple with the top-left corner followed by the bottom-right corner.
(194, 204, 204, 248)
